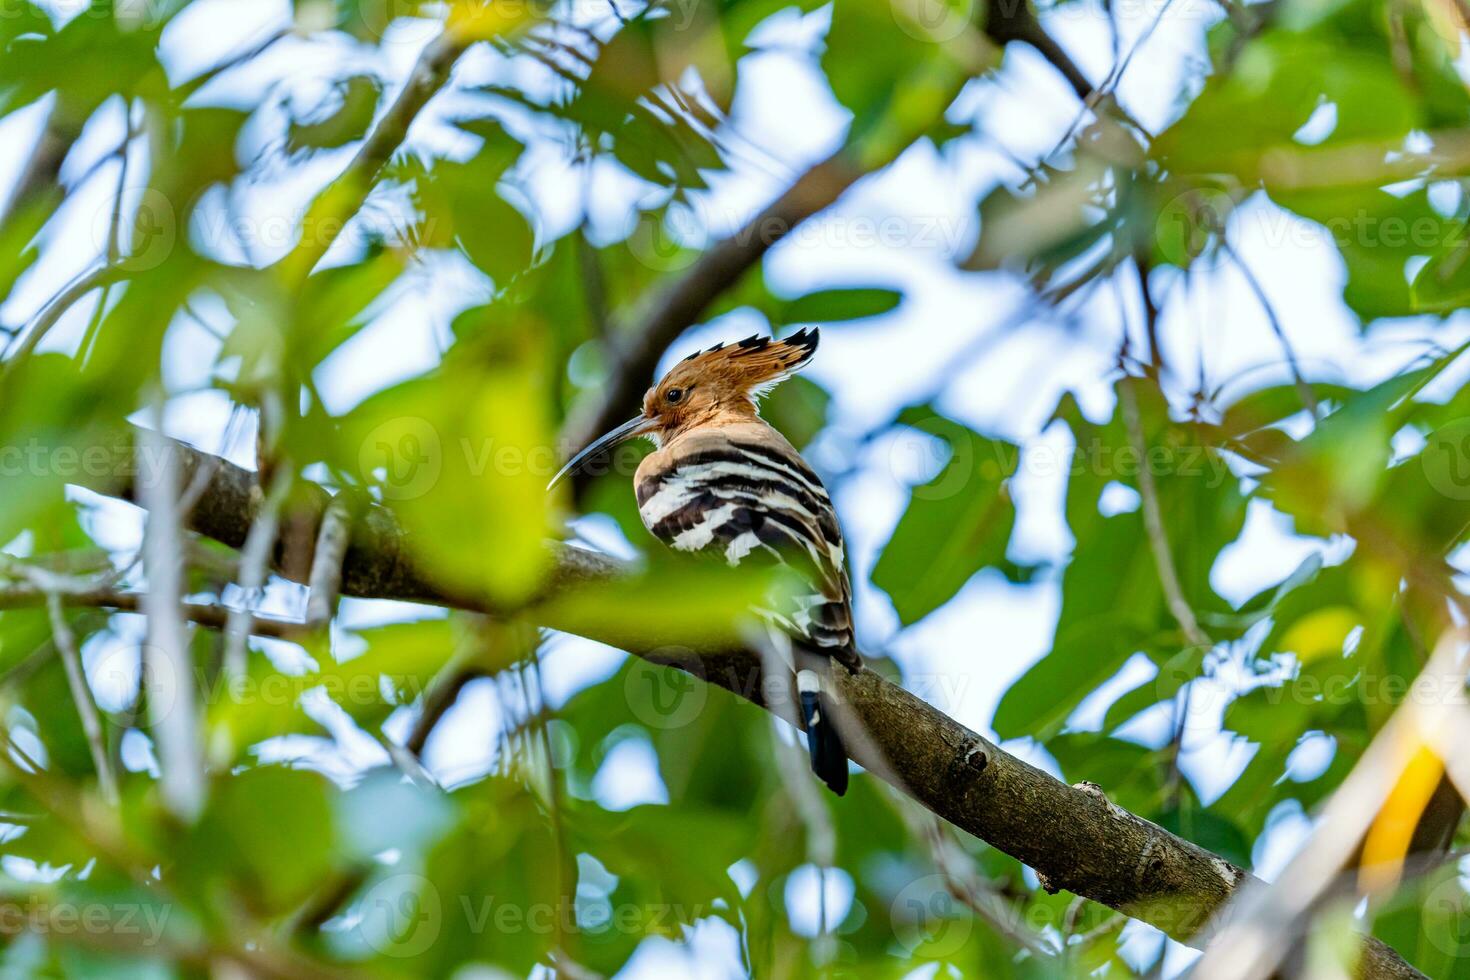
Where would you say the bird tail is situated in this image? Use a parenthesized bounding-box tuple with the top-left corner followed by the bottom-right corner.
(795, 648, 848, 797)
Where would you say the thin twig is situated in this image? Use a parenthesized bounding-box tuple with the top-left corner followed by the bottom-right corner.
(278, 28, 472, 286)
(891, 794, 1055, 958)
(304, 493, 352, 628)
(176, 27, 289, 96)
(137, 417, 205, 820)
(223, 464, 294, 682)
(44, 593, 119, 805)
(1220, 240, 1319, 420)
(0, 105, 74, 233)
(0, 585, 309, 639)
(78, 108, 136, 367)
(1018, 0, 1171, 191)
(406, 665, 487, 757)
(527, 643, 581, 963)
(1118, 377, 1211, 650)
(1120, 369, 1206, 805)
(2, 264, 123, 373)
(368, 729, 438, 788)
(1135, 257, 1164, 375)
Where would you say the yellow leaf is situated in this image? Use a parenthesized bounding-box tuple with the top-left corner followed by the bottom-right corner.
(1359, 740, 1444, 894)
(448, 0, 541, 43)
(1281, 607, 1360, 662)
(1421, 0, 1467, 55)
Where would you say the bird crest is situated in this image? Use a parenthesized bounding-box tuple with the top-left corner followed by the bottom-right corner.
(647, 327, 819, 419)
(549, 328, 820, 487)
(671, 327, 818, 394)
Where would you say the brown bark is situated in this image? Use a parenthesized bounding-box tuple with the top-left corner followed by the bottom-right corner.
(69, 426, 1422, 978)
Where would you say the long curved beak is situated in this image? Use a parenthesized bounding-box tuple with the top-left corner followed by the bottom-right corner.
(548, 415, 653, 490)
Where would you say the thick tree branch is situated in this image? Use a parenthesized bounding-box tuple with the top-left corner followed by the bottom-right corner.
(64, 426, 1421, 978)
(982, 0, 1095, 102)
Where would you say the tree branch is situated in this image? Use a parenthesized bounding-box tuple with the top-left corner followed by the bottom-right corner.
(558, 17, 1092, 482)
(2, 263, 124, 373)
(560, 146, 870, 469)
(44, 592, 119, 805)
(982, 0, 1095, 102)
(0, 585, 308, 640)
(1119, 377, 1210, 650)
(0, 105, 77, 234)
(278, 28, 472, 286)
(405, 664, 487, 757)
(63, 425, 1422, 978)
(222, 462, 292, 681)
(304, 492, 353, 628)
(136, 419, 204, 821)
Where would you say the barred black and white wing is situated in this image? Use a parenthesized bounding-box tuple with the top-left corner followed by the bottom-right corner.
(635, 427, 858, 667)
(635, 423, 856, 795)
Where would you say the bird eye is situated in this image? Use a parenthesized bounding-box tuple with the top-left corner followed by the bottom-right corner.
(665, 388, 684, 404)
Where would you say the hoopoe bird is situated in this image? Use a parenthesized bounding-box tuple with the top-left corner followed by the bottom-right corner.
(551, 327, 859, 795)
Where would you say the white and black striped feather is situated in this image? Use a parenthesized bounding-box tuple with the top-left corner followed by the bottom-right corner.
(636, 432, 857, 669)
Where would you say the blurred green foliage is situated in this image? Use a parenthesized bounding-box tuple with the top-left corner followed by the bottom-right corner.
(0, 0, 1467, 977)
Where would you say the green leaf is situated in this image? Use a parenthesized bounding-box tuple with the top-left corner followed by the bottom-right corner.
(871, 407, 1025, 626)
(761, 375, 830, 450)
(186, 767, 340, 915)
(342, 328, 556, 607)
(778, 287, 902, 324)
(1154, 34, 1417, 179)
(962, 162, 1111, 278)
(321, 618, 457, 727)
(992, 610, 1147, 742)
(535, 554, 794, 651)
(407, 131, 533, 285)
(287, 74, 381, 156)
(1272, 187, 1442, 321)
(822, 0, 948, 132)
(1258, 368, 1422, 532)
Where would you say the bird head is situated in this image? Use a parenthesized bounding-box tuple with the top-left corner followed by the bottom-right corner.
(549, 327, 819, 489)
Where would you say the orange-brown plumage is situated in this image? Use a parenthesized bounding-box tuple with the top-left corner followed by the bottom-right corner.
(549, 326, 854, 794)
(638, 328, 819, 443)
